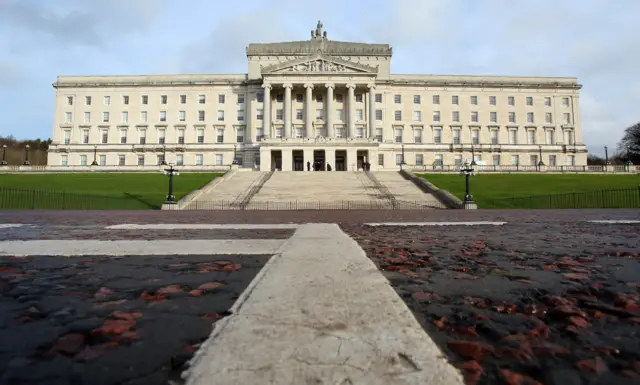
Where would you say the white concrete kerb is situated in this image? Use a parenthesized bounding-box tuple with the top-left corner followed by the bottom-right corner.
(587, 220, 640, 224)
(106, 224, 300, 230)
(365, 221, 507, 226)
(0, 224, 28, 229)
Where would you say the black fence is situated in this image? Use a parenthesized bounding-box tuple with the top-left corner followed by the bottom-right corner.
(483, 187, 640, 209)
(182, 200, 446, 210)
(0, 186, 152, 210)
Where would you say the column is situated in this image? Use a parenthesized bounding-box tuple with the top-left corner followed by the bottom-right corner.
(262, 84, 272, 139)
(303, 148, 313, 171)
(282, 149, 293, 171)
(245, 90, 253, 143)
(304, 84, 314, 139)
(325, 148, 336, 171)
(347, 83, 356, 138)
(283, 83, 292, 138)
(325, 83, 334, 138)
(259, 147, 271, 172)
(368, 84, 376, 139)
(347, 148, 358, 171)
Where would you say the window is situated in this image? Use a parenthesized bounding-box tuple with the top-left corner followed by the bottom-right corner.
(474, 154, 482, 163)
(197, 128, 205, 143)
(452, 95, 459, 105)
(396, 154, 403, 166)
(218, 94, 225, 104)
(394, 128, 403, 143)
(433, 111, 440, 122)
(435, 154, 443, 167)
(508, 112, 516, 123)
(527, 130, 536, 144)
(64, 130, 71, 145)
(103, 112, 110, 123)
(394, 95, 401, 104)
(296, 109, 303, 120)
(161, 95, 167, 104)
(378, 154, 384, 166)
(296, 94, 303, 103)
(567, 155, 575, 166)
(120, 129, 127, 144)
(85, 96, 91, 105)
(490, 111, 497, 123)
(217, 110, 224, 122)
(160, 111, 166, 122)
(336, 127, 345, 139)
(564, 130, 574, 145)
(178, 129, 185, 144)
(413, 111, 422, 122)
(546, 129, 555, 144)
(158, 129, 165, 144)
(276, 94, 283, 103)
(530, 155, 538, 166)
(257, 109, 264, 120)
(544, 97, 551, 107)
(80, 155, 87, 166)
(139, 129, 146, 144)
(563, 113, 571, 124)
(179, 111, 186, 122)
(452, 129, 461, 144)
(217, 129, 224, 143)
(99, 155, 106, 166)
(121, 111, 128, 123)
(434, 128, 442, 144)
(137, 155, 144, 166)
(470, 95, 478, 105)
(237, 128, 245, 143)
(355, 94, 363, 103)
(195, 154, 203, 166)
(471, 130, 479, 145)
(548, 155, 556, 166)
(508, 96, 515, 106)
(454, 155, 462, 167)
(176, 154, 184, 166)
(355, 127, 364, 139)
(157, 154, 165, 166)
(65, 112, 72, 123)
(141, 95, 148, 105)
(416, 154, 424, 166)
(315, 94, 323, 102)
(375, 94, 382, 103)
(336, 109, 344, 121)
(67, 96, 73, 106)
(492, 154, 500, 165)
(82, 130, 89, 144)
(527, 112, 534, 124)
(526, 96, 533, 106)
(84, 112, 91, 123)
(376, 127, 383, 143)
(414, 95, 421, 104)
(335, 94, 343, 103)
(257, 93, 264, 103)
(394, 111, 402, 121)
(471, 111, 478, 122)
(511, 155, 520, 166)
(238, 110, 245, 121)
(432, 95, 440, 104)
(491, 130, 498, 145)
(180, 95, 186, 104)
(140, 111, 148, 122)
(238, 94, 245, 104)
(275, 127, 283, 139)
(562, 97, 570, 107)
(276, 109, 284, 120)
(356, 109, 364, 121)
(196, 94, 205, 104)
(104, 96, 110, 105)
(316, 109, 323, 120)
(375, 110, 383, 120)
(545, 112, 553, 124)
(452, 111, 460, 122)
(414, 129, 422, 143)
(489, 96, 496, 105)
(123, 96, 129, 105)
(198, 110, 205, 122)
(509, 130, 517, 145)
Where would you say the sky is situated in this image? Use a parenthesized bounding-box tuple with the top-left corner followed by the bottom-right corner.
(0, 0, 637, 156)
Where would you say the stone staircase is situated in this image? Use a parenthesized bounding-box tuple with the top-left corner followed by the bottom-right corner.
(372, 171, 442, 208)
(185, 171, 267, 210)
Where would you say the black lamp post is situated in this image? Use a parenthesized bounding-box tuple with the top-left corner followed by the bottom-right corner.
(232, 144, 238, 165)
(459, 160, 476, 208)
(604, 145, 610, 165)
(161, 145, 167, 165)
(400, 144, 406, 169)
(1, 144, 7, 166)
(538, 145, 545, 168)
(23, 144, 30, 166)
(91, 145, 98, 165)
(470, 145, 477, 166)
(163, 163, 179, 203)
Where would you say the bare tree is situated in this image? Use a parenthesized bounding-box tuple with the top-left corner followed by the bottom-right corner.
(616, 122, 640, 163)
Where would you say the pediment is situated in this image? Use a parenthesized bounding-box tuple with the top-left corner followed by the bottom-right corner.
(261, 55, 378, 74)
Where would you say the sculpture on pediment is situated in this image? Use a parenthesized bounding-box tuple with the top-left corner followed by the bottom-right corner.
(311, 20, 327, 40)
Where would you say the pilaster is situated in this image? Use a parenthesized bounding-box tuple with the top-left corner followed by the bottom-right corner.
(325, 83, 334, 138)
(283, 83, 292, 139)
(347, 84, 356, 138)
(325, 148, 336, 171)
(262, 84, 272, 139)
(304, 84, 314, 139)
(281, 148, 293, 171)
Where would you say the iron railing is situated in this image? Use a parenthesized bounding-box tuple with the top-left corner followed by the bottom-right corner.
(408, 164, 640, 173)
(183, 200, 446, 210)
(0, 186, 154, 210)
(482, 187, 640, 209)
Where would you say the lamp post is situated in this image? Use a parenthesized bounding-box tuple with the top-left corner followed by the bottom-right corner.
(470, 145, 477, 166)
(1, 144, 7, 166)
(232, 144, 238, 165)
(604, 145, 610, 165)
(91, 145, 98, 166)
(537, 145, 545, 168)
(459, 160, 477, 209)
(161, 145, 167, 165)
(23, 144, 30, 166)
(400, 144, 406, 169)
(163, 162, 179, 203)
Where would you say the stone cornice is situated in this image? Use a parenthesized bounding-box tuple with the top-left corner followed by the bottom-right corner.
(246, 39, 392, 56)
(53, 75, 248, 88)
(376, 79, 582, 90)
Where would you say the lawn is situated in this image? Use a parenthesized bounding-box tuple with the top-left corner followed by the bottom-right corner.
(0, 172, 223, 210)
(418, 173, 640, 209)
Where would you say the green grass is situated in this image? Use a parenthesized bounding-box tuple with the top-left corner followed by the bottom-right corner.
(417, 174, 640, 209)
(0, 173, 223, 210)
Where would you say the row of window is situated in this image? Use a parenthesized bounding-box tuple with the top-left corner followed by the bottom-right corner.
(60, 153, 232, 167)
(65, 93, 573, 108)
(64, 128, 246, 145)
(387, 154, 575, 167)
(63, 109, 573, 126)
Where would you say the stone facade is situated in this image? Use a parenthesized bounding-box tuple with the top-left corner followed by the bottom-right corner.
(48, 21, 587, 171)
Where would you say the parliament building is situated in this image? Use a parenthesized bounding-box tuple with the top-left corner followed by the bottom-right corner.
(48, 21, 586, 171)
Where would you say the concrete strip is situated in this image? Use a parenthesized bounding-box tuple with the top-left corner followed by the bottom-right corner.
(0, 224, 27, 229)
(0, 240, 285, 257)
(587, 220, 640, 224)
(105, 224, 300, 230)
(365, 221, 507, 226)
(184, 223, 464, 385)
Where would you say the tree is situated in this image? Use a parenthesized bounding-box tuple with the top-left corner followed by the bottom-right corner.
(616, 122, 640, 164)
(587, 154, 605, 165)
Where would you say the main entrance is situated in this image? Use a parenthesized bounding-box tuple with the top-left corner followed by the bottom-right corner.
(335, 150, 346, 171)
(270, 150, 282, 171)
(292, 150, 304, 171)
(313, 150, 325, 171)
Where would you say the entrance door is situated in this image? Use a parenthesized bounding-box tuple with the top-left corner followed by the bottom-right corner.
(293, 155, 304, 171)
(271, 150, 282, 171)
(313, 150, 326, 171)
(335, 156, 345, 171)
